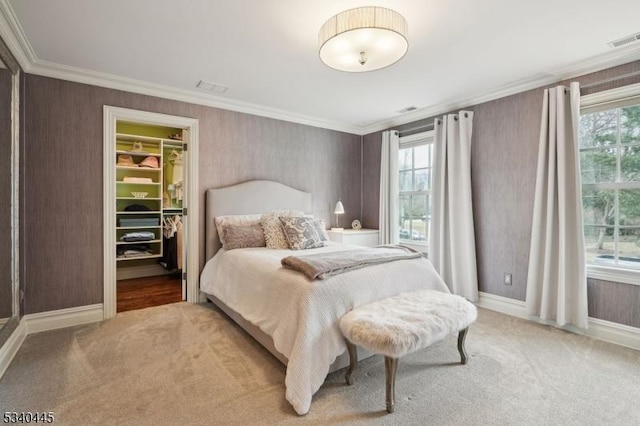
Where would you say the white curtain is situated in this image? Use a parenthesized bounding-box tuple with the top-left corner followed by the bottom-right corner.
(379, 130, 400, 245)
(526, 82, 588, 329)
(430, 111, 478, 301)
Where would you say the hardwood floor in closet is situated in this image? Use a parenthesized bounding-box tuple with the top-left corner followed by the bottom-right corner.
(117, 275, 182, 313)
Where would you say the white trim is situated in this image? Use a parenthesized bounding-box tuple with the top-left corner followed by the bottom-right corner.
(0, 319, 26, 378)
(477, 292, 529, 320)
(362, 45, 640, 134)
(25, 304, 104, 334)
(31, 60, 361, 135)
(477, 292, 640, 351)
(579, 83, 640, 286)
(576, 317, 640, 351)
(587, 265, 640, 287)
(2, 0, 640, 136)
(103, 107, 200, 319)
(581, 81, 640, 110)
(103, 108, 117, 319)
(0, 0, 35, 69)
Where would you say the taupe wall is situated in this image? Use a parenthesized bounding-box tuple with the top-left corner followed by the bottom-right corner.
(24, 75, 361, 314)
(0, 68, 12, 318)
(363, 60, 640, 328)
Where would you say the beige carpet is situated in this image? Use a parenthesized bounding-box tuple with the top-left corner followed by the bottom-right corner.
(1, 302, 639, 425)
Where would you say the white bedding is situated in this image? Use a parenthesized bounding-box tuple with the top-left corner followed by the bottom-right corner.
(199, 242, 449, 415)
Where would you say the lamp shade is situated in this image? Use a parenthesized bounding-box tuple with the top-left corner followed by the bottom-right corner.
(319, 7, 408, 72)
(334, 199, 345, 215)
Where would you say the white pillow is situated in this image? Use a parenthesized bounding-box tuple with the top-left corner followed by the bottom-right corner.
(214, 214, 262, 245)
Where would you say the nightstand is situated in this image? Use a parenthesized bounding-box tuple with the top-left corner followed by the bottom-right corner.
(327, 228, 379, 247)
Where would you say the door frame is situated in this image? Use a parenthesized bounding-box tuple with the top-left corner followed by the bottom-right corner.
(103, 106, 200, 319)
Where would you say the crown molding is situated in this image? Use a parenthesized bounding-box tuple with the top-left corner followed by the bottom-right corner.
(0, 0, 35, 69)
(361, 44, 640, 135)
(2, 0, 640, 137)
(28, 59, 362, 134)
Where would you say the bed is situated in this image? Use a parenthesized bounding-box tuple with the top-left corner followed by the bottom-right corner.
(200, 180, 449, 415)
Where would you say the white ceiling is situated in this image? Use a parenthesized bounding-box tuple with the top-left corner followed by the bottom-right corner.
(4, 0, 640, 133)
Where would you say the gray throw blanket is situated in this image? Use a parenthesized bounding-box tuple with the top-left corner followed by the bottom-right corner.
(281, 245, 423, 280)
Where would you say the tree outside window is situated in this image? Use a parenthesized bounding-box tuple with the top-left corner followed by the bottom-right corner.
(580, 103, 640, 269)
(399, 135, 433, 244)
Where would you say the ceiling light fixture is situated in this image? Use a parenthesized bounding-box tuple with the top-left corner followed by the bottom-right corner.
(319, 6, 408, 72)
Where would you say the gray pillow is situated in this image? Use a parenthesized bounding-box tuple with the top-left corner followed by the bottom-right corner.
(222, 224, 266, 250)
(261, 210, 303, 249)
(279, 216, 326, 250)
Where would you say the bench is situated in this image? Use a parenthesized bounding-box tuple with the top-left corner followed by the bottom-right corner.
(339, 289, 477, 413)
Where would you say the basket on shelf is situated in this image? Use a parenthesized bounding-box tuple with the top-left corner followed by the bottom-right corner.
(131, 192, 148, 198)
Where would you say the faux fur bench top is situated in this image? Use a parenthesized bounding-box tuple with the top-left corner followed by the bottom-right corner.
(340, 290, 477, 358)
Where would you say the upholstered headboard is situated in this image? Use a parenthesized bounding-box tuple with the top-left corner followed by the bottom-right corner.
(205, 180, 312, 261)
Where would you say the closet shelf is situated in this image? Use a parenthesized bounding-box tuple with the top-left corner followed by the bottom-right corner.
(116, 133, 163, 143)
(116, 182, 161, 185)
(116, 239, 162, 245)
(116, 226, 162, 230)
(117, 254, 162, 262)
(116, 210, 162, 215)
(116, 150, 161, 157)
(116, 166, 161, 171)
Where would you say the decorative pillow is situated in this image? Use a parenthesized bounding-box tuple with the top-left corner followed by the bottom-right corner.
(279, 216, 326, 250)
(261, 210, 304, 249)
(215, 214, 262, 245)
(312, 219, 329, 241)
(222, 224, 266, 250)
(303, 215, 329, 241)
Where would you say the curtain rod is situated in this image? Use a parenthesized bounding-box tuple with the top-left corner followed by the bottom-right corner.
(398, 122, 434, 136)
(581, 70, 640, 90)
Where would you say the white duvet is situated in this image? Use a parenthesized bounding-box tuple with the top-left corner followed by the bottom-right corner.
(199, 242, 449, 415)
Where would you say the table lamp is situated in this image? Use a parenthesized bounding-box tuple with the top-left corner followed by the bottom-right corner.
(332, 198, 345, 230)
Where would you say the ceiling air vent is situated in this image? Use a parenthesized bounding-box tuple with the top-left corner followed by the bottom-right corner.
(196, 80, 229, 94)
(608, 32, 640, 48)
(397, 106, 418, 113)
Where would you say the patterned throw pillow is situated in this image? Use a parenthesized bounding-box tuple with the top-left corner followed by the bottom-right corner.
(279, 216, 326, 250)
(222, 224, 266, 250)
(261, 210, 303, 249)
(312, 219, 329, 241)
(214, 214, 262, 245)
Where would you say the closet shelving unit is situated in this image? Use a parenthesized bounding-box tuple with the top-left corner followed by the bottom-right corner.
(115, 133, 164, 261)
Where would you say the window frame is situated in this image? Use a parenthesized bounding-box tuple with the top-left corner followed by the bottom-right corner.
(580, 82, 640, 286)
(398, 130, 434, 250)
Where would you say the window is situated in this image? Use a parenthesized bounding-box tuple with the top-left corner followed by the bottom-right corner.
(579, 92, 640, 283)
(398, 132, 434, 245)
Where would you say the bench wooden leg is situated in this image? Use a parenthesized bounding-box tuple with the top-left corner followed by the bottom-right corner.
(384, 356, 398, 413)
(458, 327, 469, 364)
(345, 339, 357, 385)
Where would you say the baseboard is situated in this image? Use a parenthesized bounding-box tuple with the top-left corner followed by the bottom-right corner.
(0, 319, 26, 378)
(24, 303, 104, 334)
(478, 291, 640, 351)
(477, 292, 529, 320)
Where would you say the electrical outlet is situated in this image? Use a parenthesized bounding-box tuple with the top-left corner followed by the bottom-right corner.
(504, 273, 512, 286)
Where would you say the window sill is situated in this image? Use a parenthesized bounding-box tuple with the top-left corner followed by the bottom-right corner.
(587, 265, 640, 286)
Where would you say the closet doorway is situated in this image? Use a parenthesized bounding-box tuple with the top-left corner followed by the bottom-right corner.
(103, 107, 199, 319)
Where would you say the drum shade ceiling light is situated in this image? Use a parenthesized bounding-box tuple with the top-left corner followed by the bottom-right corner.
(319, 7, 408, 72)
